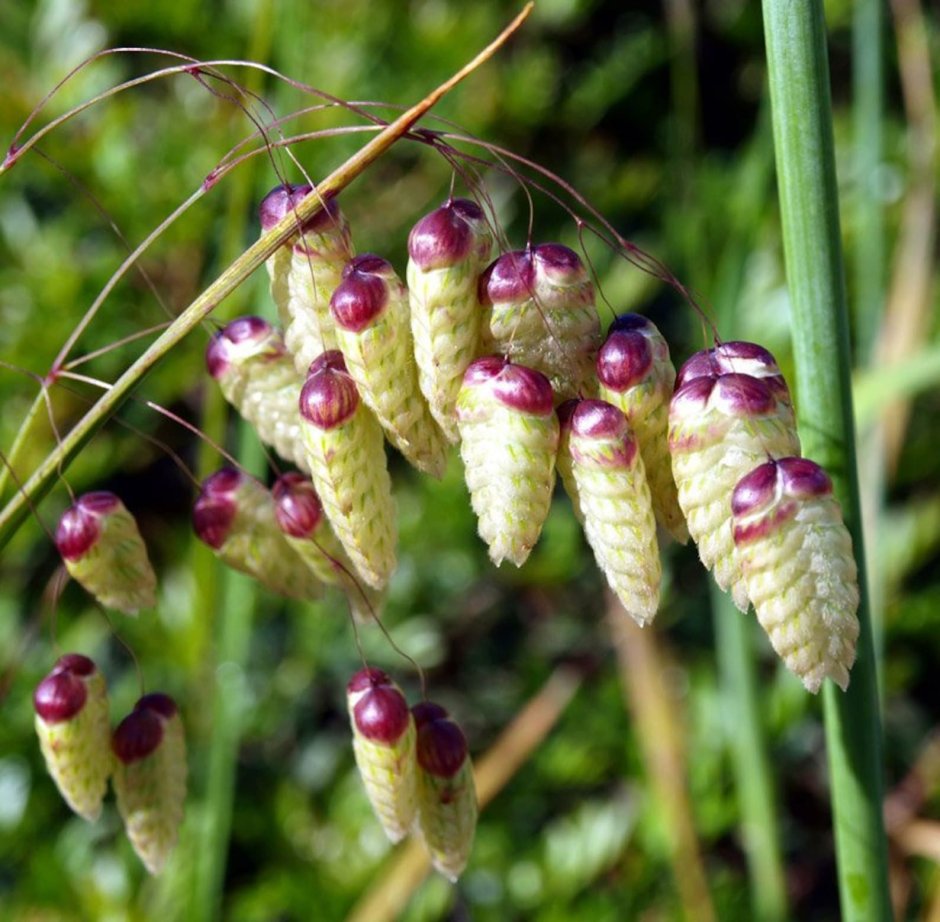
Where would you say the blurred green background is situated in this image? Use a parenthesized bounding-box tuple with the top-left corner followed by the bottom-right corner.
(1, 0, 938, 919)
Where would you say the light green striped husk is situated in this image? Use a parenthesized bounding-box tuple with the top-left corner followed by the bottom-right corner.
(457, 403, 559, 567)
(35, 672, 112, 821)
(555, 418, 583, 522)
(336, 276, 449, 478)
(114, 713, 187, 875)
(415, 757, 477, 882)
(65, 501, 156, 615)
(735, 489, 859, 692)
(300, 407, 397, 590)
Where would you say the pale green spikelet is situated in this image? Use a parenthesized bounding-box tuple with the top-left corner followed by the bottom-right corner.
(597, 314, 688, 543)
(732, 457, 860, 692)
(192, 469, 323, 600)
(406, 198, 493, 442)
(299, 352, 397, 590)
(347, 669, 418, 843)
(331, 254, 449, 477)
(112, 694, 187, 875)
(55, 492, 156, 615)
(456, 357, 559, 567)
(554, 400, 584, 522)
(669, 366, 800, 611)
(206, 316, 309, 472)
(480, 243, 600, 401)
(33, 654, 113, 822)
(413, 702, 477, 882)
(563, 400, 661, 625)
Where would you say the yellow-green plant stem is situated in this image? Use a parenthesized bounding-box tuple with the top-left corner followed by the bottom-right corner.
(761, 2, 891, 919)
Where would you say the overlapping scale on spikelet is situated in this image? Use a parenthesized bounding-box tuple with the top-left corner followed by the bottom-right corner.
(347, 669, 417, 843)
(669, 367, 801, 610)
(480, 244, 600, 401)
(562, 400, 661, 625)
(597, 314, 687, 543)
(259, 184, 354, 373)
(732, 458, 860, 692)
(331, 254, 448, 477)
(299, 352, 397, 589)
(206, 316, 308, 472)
(456, 357, 559, 566)
(55, 492, 156, 615)
(273, 473, 384, 623)
(112, 694, 187, 875)
(192, 468, 322, 600)
(407, 199, 493, 442)
(413, 702, 477, 882)
(33, 654, 112, 821)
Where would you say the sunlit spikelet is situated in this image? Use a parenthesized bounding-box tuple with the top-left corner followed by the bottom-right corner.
(597, 314, 687, 543)
(33, 654, 112, 822)
(298, 351, 397, 589)
(412, 702, 477, 882)
(192, 468, 322, 600)
(112, 694, 187, 875)
(456, 357, 559, 567)
(55, 492, 156, 615)
(668, 368, 801, 610)
(480, 244, 600, 401)
(258, 184, 354, 373)
(331, 254, 449, 477)
(347, 668, 417, 843)
(206, 316, 308, 472)
(732, 457, 860, 692)
(562, 399, 661, 625)
(407, 198, 494, 442)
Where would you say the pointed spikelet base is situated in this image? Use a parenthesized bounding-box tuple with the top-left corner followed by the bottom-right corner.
(457, 358, 558, 567)
(733, 458, 860, 692)
(563, 400, 661, 625)
(34, 654, 113, 822)
(347, 669, 418, 843)
(112, 695, 187, 875)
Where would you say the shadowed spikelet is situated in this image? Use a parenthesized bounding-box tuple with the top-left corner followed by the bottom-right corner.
(561, 399, 661, 625)
(347, 668, 417, 843)
(480, 244, 600, 401)
(456, 357, 559, 566)
(205, 316, 308, 472)
(413, 702, 477, 882)
(732, 457, 860, 692)
(407, 198, 494, 442)
(299, 351, 397, 589)
(55, 492, 156, 615)
(259, 184, 354, 373)
(192, 468, 322, 600)
(597, 314, 687, 543)
(112, 694, 187, 875)
(34, 654, 112, 821)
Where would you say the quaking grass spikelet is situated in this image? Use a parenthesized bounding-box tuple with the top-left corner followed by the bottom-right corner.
(347, 668, 417, 843)
(331, 254, 448, 477)
(33, 654, 112, 822)
(407, 198, 493, 442)
(299, 351, 397, 589)
(732, 457, 860, 692)
(597, 314, 687, 543)
(456, 357, 558, 566)
(55, 492, 156, 615)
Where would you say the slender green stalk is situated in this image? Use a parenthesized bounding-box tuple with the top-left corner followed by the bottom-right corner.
(761, 3, 891, 919)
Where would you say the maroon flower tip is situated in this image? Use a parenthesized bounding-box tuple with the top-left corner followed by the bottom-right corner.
(778, 457, 832, 499)
(461, 357, 554, 415)
(482, 250, 536, 305)
(331, 257, 391, 332)
(714, 340, 779, 369)
(532, 242, 586, 283)
(135, 692, 178, 719)
(353, 685, 411, 743)
(259, 183, 313, 229)
(200, 467, 243, 497)
(571, 399, 629, 439)
(731, 460, 781, 517)
(416, 715, 468, 778)
(411, 701, 449, 728)
(192, 475, 240, 550)
(556, 398, 581, 430)
(407, 199, 485, 270)
(112, 708, 164, 764)
(55, 504, 101, 562)
(272, 474, 324, 537)
(347, 667, 391, 694)
(34, 670, 87, 723)
(596, 329, 654, 391)
(608, 313, 651, 335)
(343, 253, 394, 279)
(53, 653, 96, 677)
(307, 349, 348, 377)
(76, 491, 122, 516)
(205, 332, 230, 378)
(712, 373, 776, 417)
(299, 357, 360, 429)
(206, 316, 279, 377)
